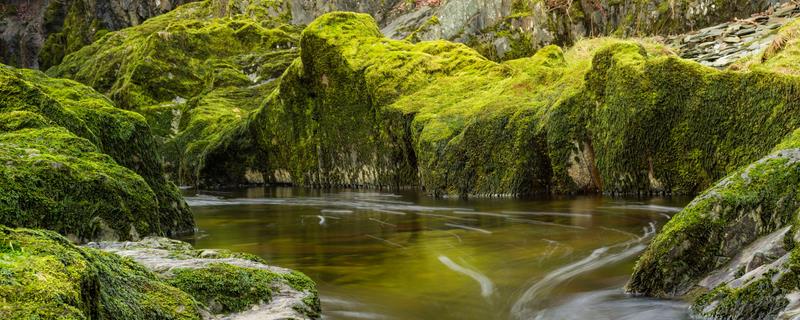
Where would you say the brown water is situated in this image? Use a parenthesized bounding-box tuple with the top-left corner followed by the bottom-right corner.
(181, 187, 692, 320)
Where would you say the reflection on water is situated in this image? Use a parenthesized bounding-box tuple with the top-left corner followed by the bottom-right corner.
(181, 187, 691, 320)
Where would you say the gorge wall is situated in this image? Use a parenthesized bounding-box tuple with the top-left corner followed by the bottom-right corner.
(2, 0, 793, 69)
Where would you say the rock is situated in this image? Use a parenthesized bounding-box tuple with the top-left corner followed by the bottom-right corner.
(0, 0, 195, 69)
(0, 226, 203, 319)
(47, 0, 302, 187)
(90, 237, 321, 319)
(723, 36, 742, 43)
(629, 131, 800, 319)
(0, 63, 193, 241)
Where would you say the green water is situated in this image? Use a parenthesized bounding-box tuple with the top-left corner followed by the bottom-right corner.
(182, 187, 692, 320)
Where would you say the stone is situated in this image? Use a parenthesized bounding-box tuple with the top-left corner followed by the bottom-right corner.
(723, 36, 742, 43)
(90, 237, 321, 319)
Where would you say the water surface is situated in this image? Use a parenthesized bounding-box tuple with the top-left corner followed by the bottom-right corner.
(182, 187, 691, 320)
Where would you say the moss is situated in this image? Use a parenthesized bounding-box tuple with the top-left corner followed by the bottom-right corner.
(0, 226, 202, 319)
(167, 263, 275, 314)
(48, 0, 302, 187)
(0, 64, 192, 239)
(629, 129, 800, 296)
(692, 278, 789, 320)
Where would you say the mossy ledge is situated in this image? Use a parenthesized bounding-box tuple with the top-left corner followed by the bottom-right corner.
(0, 64, 192, 241)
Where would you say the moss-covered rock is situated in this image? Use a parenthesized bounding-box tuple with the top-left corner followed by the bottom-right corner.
(93, 236, 321, 319)
(48, 0, 301, 187)
(0, 226, 320, 319)
(0, 64, 192, 240)
(0, 226, 202, 319)
(237, 12, 800, 198)
(626, 129, 800, 318)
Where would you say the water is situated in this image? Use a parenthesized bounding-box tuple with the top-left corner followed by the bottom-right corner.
(181, 187, 692, 320)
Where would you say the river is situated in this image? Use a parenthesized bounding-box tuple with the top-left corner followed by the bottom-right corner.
(181, 187, 692, 320)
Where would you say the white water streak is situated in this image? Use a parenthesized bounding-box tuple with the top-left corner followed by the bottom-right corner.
(365, 234, 405, 248)
(510, 223, 657, 319)
(453, 211, 509, 218)
(417, 213, 477, 222)
(438, 256, 495, 297)
(445, 223, 493, 234)
(368, 218, 396, 227)
(502, 211, 592, 218)
(506, 218, 585, 230)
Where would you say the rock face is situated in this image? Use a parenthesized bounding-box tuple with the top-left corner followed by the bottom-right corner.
(47, 0, 302, 187)
(3, 0, 794, 70)
(0, 64, 193, 241)
(0, 226, 320, 319)
(0, 0, 193, 69)
(53, 8, 800, 197)
(377, 0, 791, 60)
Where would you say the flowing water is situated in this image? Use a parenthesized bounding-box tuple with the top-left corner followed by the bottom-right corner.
(181, 187, 692, 320)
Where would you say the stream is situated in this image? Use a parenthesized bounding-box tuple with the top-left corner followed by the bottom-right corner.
(181, 187, 692, 320)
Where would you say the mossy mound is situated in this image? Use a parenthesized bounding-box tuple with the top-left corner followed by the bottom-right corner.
(0, 64, 192, 240)
(0, 226, 202, 319)
(48, 0, 301, 187)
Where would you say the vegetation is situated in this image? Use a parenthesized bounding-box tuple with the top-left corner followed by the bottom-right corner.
(48, 0, 302, 187)
(0, 65, 192, 240)
(0, 226, 202, 319)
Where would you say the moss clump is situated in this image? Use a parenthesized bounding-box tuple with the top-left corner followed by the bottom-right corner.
(692, 278, 790, 320)
(48, 0, 301, 187)
(0, 226, 202, 319)
(167, 263, 276, 314)
(0, 64, 192, 240)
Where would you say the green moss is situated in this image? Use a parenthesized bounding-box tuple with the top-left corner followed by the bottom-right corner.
(629, 129, 800, 296)
(167, 263, 275, 314)
(0, 226, 202, 319)
(0, 64, 192, 239)
(692, 278, 789, 320)
(48, 0, 302, 187)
